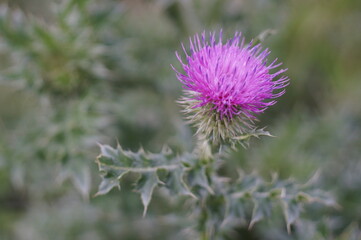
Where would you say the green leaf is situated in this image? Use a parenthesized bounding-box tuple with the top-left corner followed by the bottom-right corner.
(95, 144, 175, 196)
(232, 128, 273, 148)
(233, 172, 262, 196)
(251, 29, 277, 46)
(305, 190, 340, 208)
(282, 199, 303, 233)
(228, 171, 337, 231)
(57, 162, 91, 199)
(96, 144, 177, 173)
(249, 197, 272, 229)
(94, 169, 128, 196)
(70, 166, 91, 199)
(224, 196, 249, 227)
(135, 172, 161, 217)
(187, 166, 214, 195)
(95, 144, 197, 216)
(99, 144, 119, 162)
(165, 167, 196, 199)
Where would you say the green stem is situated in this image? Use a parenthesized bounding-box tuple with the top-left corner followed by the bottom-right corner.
(195, 134, 213, 164)
(201, 229, 208, 240)
(195, 136, 213, 240)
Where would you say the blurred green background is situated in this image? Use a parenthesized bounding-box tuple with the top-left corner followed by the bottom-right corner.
(0, 0, 360, 239)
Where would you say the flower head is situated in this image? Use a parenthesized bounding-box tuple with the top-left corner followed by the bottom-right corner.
(173, 31, 289, 144)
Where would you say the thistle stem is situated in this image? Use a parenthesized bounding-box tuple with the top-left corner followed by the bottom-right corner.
(195, 134, 213, 163)
(195, 135, 216, 240)
(201, 229, 208, 240)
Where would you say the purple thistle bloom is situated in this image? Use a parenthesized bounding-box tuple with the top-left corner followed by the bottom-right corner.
(173, 31, 289, 144)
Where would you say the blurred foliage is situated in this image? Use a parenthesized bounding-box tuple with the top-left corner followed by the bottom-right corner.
(0, 0, 360, 239)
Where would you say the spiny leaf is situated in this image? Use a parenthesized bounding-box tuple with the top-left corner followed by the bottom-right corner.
(251, 29, 277, 47)
(223, 196, 249, 227)
(232, 128, 273, 148)
(57, 162, 91, 199)
(135, 172, 162, 217)
(249, 197, 272, 229)
(95, 144, 199, 216)
(303, 190, 340, 208)
(228, 171, 337, 231)
(281, 199, 303, 233)
(70, 166, 91, 199)
(233, 171, 262, 195)
(96, 144, 177, 173)
(99, 144, 118, 160)
(95, 144, 177, 196)
(187, 166, 214, 195)
(165, 167, 196, 199)
(94, 169, 128, 196)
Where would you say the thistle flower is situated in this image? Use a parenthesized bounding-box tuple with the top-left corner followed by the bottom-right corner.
(173, 31, 289, 144)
